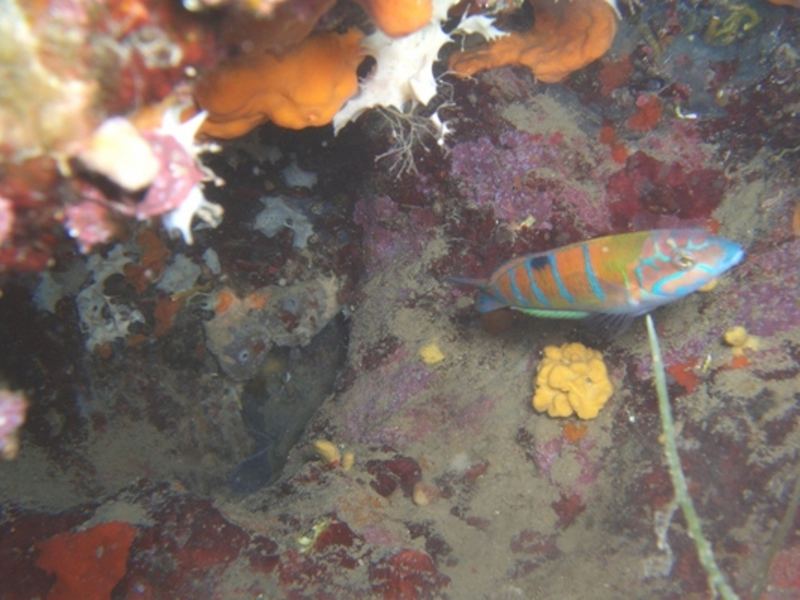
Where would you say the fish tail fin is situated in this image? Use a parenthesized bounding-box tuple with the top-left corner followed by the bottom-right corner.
(447, 276, 509, 314)
(446, 276, 486, 288)
(476, 292, 508, 313)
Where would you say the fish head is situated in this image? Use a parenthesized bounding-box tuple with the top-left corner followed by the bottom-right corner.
(639, 229, 745, 301)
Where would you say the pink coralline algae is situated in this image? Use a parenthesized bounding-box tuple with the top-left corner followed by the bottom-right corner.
(533, 435, 600, 491)
(369, 549, 450, 599)
(353, 195, 437, 277)
(733, 238, 800, 337)
(450, 133, 556, 225)
(515, 426, 600, 531)
(606, 151, 726, 230)
(448, 130, 612, 236)
(508, 529, 561, 579)
(405, 393, 497, 443)
(135, 131, 207, 220)
(0, 389, 28, 460)
(366, 455, 422, 498)
(64, 198, 117, 253)
(342, 348, 434, 447)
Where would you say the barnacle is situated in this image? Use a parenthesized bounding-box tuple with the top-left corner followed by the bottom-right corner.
(532, 342, 614, 419)
(195, 29, 364, 138)
(449, 0, 617, 83)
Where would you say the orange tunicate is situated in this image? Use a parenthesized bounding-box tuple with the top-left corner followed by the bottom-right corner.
(449, 0, 617, 83)
(627, 93, 662, 131)
(666, 359, 701, 394)
(598, 54, 633, 96)
(196, 29, 364, 138)
(768, 0, 800, 7)
(598, 124, 628, 163)
(36, 522, 137, 600)
(245, 290, 270, 310)
(215, 288, 237, 315)
(563, 422, 588, 443)
(153, 294, 185, 337)
(729, 354, 750, 369)
(355, 0, 433, 37)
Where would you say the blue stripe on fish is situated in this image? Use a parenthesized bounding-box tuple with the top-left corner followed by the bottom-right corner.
(508, 268, 528, 305)
(547, 253, 575, 304)
(653, 262, 717, 297)
(686, 240, 708, 252)
(489, 283, 506, 303)
(634, 264, 645, 289)
(581, 243, 606, 302)
(652, 271, 686, 296)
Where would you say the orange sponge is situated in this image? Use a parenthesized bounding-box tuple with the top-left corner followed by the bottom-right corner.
(449, 0, 617, 83)
(355, 0, 433, 37)
(195, 29, 364, 138)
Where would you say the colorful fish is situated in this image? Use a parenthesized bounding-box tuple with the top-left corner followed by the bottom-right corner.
(451, 229, 744, 320)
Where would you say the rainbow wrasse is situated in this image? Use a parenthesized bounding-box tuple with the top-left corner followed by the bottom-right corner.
(451, 229, 744, 320)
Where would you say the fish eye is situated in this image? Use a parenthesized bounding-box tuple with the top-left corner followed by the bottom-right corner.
(673, 253, 695, 270)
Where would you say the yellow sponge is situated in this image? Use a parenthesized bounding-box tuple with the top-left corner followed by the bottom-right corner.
(532, 342, 614, 420)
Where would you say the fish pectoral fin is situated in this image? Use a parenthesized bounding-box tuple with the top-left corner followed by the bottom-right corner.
(586, 312, 640, 336)
(513, 308, 591, 319)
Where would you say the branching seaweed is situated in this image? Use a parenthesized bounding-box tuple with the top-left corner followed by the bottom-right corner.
(373, 107, 443, 178)
(372, 81, 456, 178)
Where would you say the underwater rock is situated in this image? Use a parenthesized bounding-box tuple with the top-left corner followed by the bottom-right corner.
(205, 277, 342, 381)
(254, 196, 315, 250)
(230, 315, 349, 493)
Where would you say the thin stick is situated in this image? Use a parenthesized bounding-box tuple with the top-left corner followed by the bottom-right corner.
(750, 461, 800, 599)
(645, 313, 738, 600)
